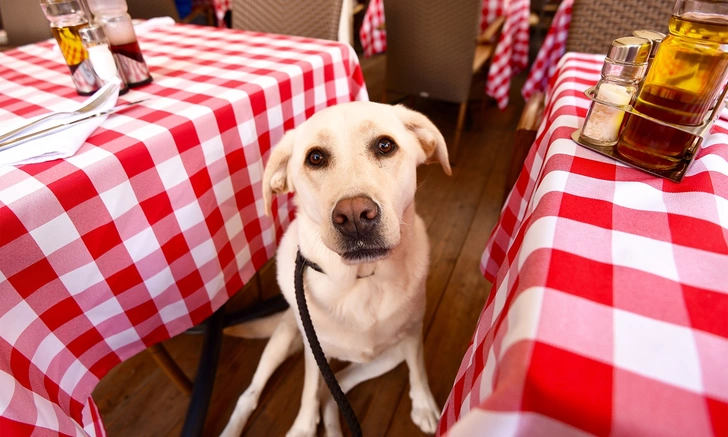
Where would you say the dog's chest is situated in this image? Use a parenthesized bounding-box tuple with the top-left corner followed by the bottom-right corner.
(306, 274, 422, 363)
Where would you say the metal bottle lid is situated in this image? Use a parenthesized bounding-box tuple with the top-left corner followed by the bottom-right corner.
(79, 24, 108, 44)
(606, 36, 652, 65)
(633, 29, 666, 58)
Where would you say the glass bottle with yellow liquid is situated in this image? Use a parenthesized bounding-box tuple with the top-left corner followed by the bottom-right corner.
(617, 0, 728, 170)
(40, 0, 103, 95)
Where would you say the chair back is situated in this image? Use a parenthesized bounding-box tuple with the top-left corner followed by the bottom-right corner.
(232, 0, 344, 41)
(566, 0, 674, 54)
(383, 0, 482, 104)
(0, 0, 53, 47)
(126, 0, 181, 21)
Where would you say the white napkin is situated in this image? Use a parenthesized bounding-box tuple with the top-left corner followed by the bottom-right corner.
(0, 80, 120, 167)
(132, 16, 176, 35)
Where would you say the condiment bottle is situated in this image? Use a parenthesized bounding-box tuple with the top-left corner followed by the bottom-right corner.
(617, 0, 728, 170)
(633, 29, 666, 71)
(86, 0, 153, 88)
(579, 37, 651, 148)
(79, 24, 129, 95)
(39, 0, 103, 95)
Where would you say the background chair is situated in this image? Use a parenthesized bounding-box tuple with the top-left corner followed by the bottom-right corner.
(382, 0, 504, 162)
(0, 0, 53, 47)
(231, 0, 344, 41)
(126, 0, 215, 26)
(565, 0, 673, 53)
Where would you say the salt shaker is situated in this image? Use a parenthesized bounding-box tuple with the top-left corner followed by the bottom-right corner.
(579, 36, 652, 148)
(79, 24, 129, 95)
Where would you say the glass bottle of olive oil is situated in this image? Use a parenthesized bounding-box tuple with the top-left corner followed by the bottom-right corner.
(617, 1, 728, 170)
(40, 0, 103, 95)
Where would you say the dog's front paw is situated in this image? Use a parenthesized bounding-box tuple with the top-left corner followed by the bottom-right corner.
(220, 391, 258, 437)
(411, 395, 440, 434)
(323, 401, 343, 437)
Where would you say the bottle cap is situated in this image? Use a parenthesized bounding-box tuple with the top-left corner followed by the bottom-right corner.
(79, 24, 108, 44)
(633, 29, 666, 58)
(606, 36, 651, 65)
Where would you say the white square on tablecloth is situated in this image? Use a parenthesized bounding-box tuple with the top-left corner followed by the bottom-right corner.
(0, 369, 15, 415)
(66, 146, 114, 170)
(518, 216, 557, 270)
(498, 287, 544, 360)
(267, 104, 284, 131)
(190, 238, 216, 269)
(613, 181, 667, 212)
(59, 359, 89, 398)
(614, 309, 703, 393)
(156, 154, 189, 191)
(29, 213, 80, 256)
(173, 201, 205, 232)
(99, 180, 138, 220)
(104, 326, 141, 352)
(84, 296, 124, 327)
(159, 300, 189, 325)
(611, 231, 679, 281)
(33, 391, 59, 431)
(0, 175, 45, 205)
(60, 262, 104, 296)
(224, 214, 244, 242)
(0, 300, 38, 345)
(123, 227, 160, 263)
(212, 176, 234, 206)
(31, 333, 65, 374)
(145, 267, 175, 298)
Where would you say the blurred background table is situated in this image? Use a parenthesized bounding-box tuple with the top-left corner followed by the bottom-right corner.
(438, 52, 728, 437)
(0, 22, 366, 436)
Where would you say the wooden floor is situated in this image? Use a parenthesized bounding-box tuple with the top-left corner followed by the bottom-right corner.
(92, 55, 527, 437)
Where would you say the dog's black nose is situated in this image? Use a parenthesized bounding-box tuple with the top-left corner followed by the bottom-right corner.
(332, 196, 380, 238)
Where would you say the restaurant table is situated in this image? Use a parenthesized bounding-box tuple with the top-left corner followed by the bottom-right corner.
(0, 23, 366, 436)
(438, 52, 728, 436)
(521, 0, 572, 102)
(360, 0, 530, 109)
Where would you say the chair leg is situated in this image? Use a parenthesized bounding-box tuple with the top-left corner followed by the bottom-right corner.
(381, 89, 388, 104)
(451, 102, 468, 163)
(148, 344, 193, 396)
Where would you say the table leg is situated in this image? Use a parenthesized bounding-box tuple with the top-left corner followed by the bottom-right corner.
(148, 344, 193, 396)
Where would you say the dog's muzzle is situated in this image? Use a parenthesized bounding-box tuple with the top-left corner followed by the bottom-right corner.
(332, 195, 390, 262)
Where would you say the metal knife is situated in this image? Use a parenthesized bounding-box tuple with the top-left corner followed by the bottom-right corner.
(0, 98, 150, 153)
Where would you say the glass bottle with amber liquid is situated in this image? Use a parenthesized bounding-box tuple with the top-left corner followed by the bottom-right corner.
(617, 0, 728, 170)
(40, 0, 103, 95)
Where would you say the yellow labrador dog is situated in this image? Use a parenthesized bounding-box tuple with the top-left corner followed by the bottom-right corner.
(220, 102, 451, 437)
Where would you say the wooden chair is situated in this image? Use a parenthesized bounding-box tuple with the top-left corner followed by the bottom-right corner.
(381, 0, 505, 163)
(231, 0, 344, 41)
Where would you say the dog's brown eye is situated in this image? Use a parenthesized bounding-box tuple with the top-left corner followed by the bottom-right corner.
(307, 149, 326, 167)
(377, 138, 395, 155)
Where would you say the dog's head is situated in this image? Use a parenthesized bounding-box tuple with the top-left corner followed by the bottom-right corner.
(262, 102, 451, 264)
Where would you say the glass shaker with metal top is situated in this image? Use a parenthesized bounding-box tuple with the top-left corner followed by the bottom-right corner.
(40, 0, 103, 95)
(79, 24, 129, 94)
(579, 36, 651, 148)
(633, 29, 667, 71)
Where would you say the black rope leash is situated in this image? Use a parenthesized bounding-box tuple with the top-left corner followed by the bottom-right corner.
(295, 250, 363, 437)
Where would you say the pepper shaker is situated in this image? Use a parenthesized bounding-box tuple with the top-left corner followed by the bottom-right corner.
(579, 36, 652, 148)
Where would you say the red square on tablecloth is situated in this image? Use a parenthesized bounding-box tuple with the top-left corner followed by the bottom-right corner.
(522, 342, 612, 436)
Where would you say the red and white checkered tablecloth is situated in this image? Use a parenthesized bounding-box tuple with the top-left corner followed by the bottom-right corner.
(438, 52, 728, 436)
(360, 0, 530, 109)
(0, 23, 366, 436)
(522, 0, 573, 102)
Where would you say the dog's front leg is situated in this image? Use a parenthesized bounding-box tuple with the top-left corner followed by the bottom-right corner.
(403, 331, 441, 434)
(286, 344, 321, 437)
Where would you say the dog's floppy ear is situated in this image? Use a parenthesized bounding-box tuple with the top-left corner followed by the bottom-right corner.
(392, 105, 452, 176)
(262, 130, 296, 216)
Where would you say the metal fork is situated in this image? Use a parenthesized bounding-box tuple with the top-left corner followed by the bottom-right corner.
(0, 83, 118, 144)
